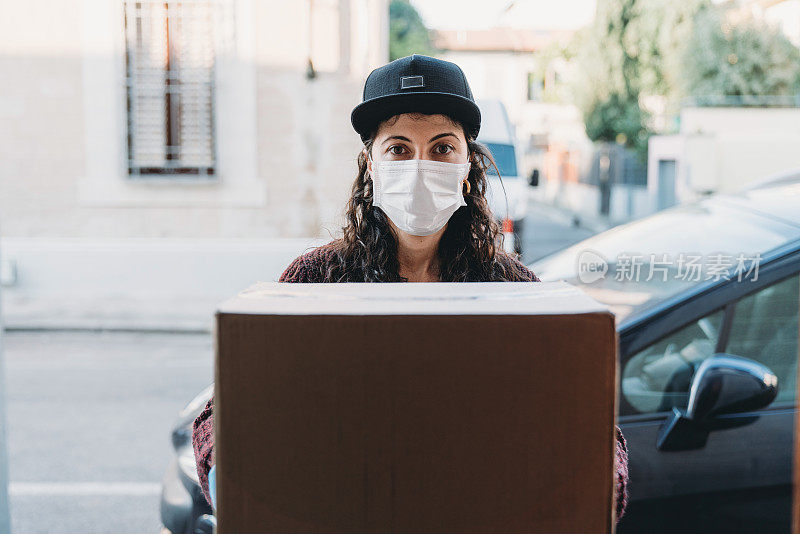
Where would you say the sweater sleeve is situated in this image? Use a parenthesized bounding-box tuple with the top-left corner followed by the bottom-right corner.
(525, 269, 542, 282)
(192, 395, 215, 507)
(278, 249, 325, 282)
(614, 424, 630, 522)
(506, 253, 542, 282)
(278, 256, 304, 282)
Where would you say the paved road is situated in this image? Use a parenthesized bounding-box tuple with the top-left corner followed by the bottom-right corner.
(520, 200, 597, 265)
(5, 331, 214, 533)
(2, 203, 600, 533)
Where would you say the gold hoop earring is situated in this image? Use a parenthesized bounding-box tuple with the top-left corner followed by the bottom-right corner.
(462, 179, 471, 195)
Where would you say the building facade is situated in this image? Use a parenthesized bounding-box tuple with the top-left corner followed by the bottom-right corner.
(0, 0, 388, 329)
(0, 0, 388, 240)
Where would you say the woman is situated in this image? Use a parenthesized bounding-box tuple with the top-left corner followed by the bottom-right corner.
(193, 54, 629, 522)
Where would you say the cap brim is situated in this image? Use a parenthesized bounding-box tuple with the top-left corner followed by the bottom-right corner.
(351, 92, 481, 141)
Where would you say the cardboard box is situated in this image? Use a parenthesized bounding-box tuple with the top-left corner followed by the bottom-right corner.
(214, 281, 619, 533)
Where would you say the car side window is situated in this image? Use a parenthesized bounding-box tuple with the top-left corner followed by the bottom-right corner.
(622, 310, 724, 415)
(725, 274, 799, 404)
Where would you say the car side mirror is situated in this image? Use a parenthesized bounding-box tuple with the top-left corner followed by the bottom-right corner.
(656, 354, 778, 451)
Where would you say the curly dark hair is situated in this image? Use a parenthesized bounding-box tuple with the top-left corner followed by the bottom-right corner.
(321, 113, 527, 282)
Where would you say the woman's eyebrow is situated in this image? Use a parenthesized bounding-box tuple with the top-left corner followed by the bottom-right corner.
(380, 132, 459, 146)
(428, 132, 458, 143)
(381, 135, 411, 146)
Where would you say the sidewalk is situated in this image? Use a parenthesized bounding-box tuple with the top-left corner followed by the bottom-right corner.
(0, 237, 330, 332)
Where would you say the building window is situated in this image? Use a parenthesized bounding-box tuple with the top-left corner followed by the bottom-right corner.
(526, 72, 544, 101)
(123, 1, 216, 177)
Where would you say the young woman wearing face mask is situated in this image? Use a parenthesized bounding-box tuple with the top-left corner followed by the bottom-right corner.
(192, 54, 629, 522)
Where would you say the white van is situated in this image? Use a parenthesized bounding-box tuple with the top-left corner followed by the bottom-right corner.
(476, 99, 528, 255)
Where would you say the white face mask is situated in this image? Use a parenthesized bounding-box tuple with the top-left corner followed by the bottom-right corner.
(369, 156, 471, 236)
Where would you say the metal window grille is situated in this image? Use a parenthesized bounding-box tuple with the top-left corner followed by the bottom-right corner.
(124, 1, 217, 177)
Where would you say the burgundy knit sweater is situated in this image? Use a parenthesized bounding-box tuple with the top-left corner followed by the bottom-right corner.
(192, 241, 630, 521)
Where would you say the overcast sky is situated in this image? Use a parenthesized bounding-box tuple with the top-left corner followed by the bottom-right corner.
(409, 0, 598, 31)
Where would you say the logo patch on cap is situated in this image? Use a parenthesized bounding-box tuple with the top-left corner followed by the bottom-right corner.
(400, 75, 425, 89)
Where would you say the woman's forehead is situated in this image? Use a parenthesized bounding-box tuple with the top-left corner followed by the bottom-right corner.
(376, 113, 464, 140)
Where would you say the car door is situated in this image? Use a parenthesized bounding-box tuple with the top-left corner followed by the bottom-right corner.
(616, 256, 799, 533)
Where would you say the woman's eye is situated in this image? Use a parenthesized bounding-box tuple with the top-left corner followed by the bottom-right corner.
(435, 144, 454, 155)
(388, 145, 406, 155)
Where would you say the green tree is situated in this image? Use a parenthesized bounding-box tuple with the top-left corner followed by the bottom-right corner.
(389, 0, 437, 61)
(573, 0, 659, 154)
(680, 8, 800, 103)
(571, 0, 732, 153)
(656, 0, 711, 102)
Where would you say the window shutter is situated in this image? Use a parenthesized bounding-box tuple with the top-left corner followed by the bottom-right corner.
(124, 0, 217, 176)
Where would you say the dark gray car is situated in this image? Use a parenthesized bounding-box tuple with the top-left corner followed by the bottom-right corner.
(532, 180, 800, 533)
(160, 180, 800, 533)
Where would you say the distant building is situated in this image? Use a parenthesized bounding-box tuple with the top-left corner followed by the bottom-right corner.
(432, 27, 592, 184)
(648, 0, 800, 207)
(648, 106, 800, 207)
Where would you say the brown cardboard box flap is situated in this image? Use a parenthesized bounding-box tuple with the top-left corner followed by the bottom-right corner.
(215, 281, 618, 533)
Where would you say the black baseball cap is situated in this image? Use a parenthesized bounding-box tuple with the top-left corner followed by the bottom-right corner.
(351, 54, 481, 143)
